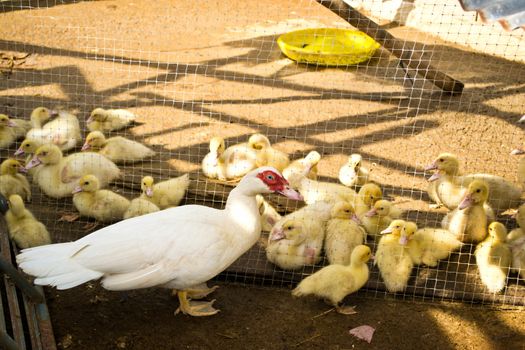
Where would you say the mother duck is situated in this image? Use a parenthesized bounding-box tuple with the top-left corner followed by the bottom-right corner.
(17, 167, 302, 316)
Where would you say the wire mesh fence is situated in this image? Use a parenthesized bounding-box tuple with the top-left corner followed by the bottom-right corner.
(0, 0, 524, 307)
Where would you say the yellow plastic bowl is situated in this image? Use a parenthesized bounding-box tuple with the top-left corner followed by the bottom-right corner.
(277, 28, 380, 66)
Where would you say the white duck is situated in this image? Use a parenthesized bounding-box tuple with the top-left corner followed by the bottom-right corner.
(16, 167, 303, 316)
(25, 107, 81, 151)
(282, 151, 321, 181)
(339, 153, 369, 188)
(87, 108, 136, 132)
(24, 144, 121, 198)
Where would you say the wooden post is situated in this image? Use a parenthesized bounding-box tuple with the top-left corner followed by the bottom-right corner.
(316, 0, 464, 95)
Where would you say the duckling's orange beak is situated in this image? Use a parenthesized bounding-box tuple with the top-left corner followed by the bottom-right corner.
(424, 162, 438, 171)
(13, 147, 24, 156)
(87, 116, 93, 124)
(428, 171, 442, 182)
(81, 142, 91, 151)
(7, 120, 16, 127)
(380, 227, 393, 234)
(510, 148, 525, 155)
(145, 187, 154, 197)
(351, 213, 362, 224)
(398, 235, 409, 246)
(458, 194, 474, 210)
(72, 185, 83, 194)
(365, 208, 377, 217)
(25, 157, 41, 170)
(269, 228, 285, 241)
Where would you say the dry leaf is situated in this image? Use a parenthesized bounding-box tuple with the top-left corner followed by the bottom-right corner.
(349, 325, 375, 344)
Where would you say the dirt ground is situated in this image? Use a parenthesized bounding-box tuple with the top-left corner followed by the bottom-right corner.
(1, 0, 524, 348)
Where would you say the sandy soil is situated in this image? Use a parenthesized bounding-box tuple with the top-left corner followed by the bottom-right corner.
(0, 0, 524, 348)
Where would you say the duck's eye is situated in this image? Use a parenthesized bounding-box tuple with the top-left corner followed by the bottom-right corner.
(476, 189, 481, 193)
(24, 144, 30, 148)
(439, 158, 444, 162)
(40, 152, 48, 156)
(143, 182, 146, 186)
(287, 225, 293, 230)
(344, 209, 350, 213)
(84, 181, 89, 185)
(266, 174, 275, 181)
(380, 207, 384, 210)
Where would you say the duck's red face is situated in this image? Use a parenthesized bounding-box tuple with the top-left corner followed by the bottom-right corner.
(256, 169, 303, 201)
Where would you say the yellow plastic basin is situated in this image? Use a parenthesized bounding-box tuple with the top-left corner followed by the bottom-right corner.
(277, 28, 380, 66)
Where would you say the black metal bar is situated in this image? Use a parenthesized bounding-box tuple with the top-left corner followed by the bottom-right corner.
(0, 258, 44, 304)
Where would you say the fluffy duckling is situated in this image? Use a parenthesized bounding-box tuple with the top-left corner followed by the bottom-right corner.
(25, 144, 121, 198)
(123, 197, 160, 220)
(0, 159, 31, 202)
(361, 199, 402, 237)
(352, 183, 383, 216)
(291, 245, 372, 314)
(506, 203, 525, 280)
(339, 153, 369, 188)
(376, 220, 414, 293)
(26, 107, 81, 151)
(426, 153, 521, 212)
(325, 202, 367, 265)
(256, 194, 282, 232)
(404, 221, 463, 267)
(81, 131, 155, 164)
(202, 136, 257, 181)
(441, 180, 494, 243)
(14, 138, 45, 178)
(87, 108, 136, 132)
(287, 172, 357, 205)
(475, 222, 512, 293)
(282, 151, 321, 181)
(139, 174, 190, 209)
(72, 175, 130, 226)
(249, 134, 290, 172)
(266, 218, 323, 270)
(0, 114, 31, 148)
(5, 194, 51, 249)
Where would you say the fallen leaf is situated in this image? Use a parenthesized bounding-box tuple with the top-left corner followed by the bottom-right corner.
(349, 325, 375, 344)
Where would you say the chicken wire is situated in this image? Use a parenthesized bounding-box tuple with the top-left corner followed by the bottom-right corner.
(0, 0, 524, 307)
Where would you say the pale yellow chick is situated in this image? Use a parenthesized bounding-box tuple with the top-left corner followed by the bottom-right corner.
(266, 218, 323, 270)
(139, 174, 190, 209)
(286, 172, 357, 205)
(72, 174, 130, 224)
(441, 180, 494, 243)
(26, 107, 81, 151)
(292, 245, 372, 314)
(249, 134, 290, 172)
(376, 220, 414, 293)
(475, 222, 512, 293)
(404, 221, 463, 267)
(339, 153, 369, 188)
(81, 131, 155, 164)
(506, 227, 525, 280)
(0, 114, 31, 148)
(25, 144, 121, 198)
(361, 199, 402, 237)
(201, 136, 257, 181)
(123, 197, 160, 220)
(5, 194, 51, 249)
(282, 150, 321, 181)
(325, 202, 367, 265)
(0, 159, 31, 202)
(87, 108, 136, 132)
(352, 183, 383, 216)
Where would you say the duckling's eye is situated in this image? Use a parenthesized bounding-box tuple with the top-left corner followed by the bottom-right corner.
(344, 209, 350, 213)
(439, 158, 444, 162)
(380, 207, 384, 210)
(84, 181, 89, 185)
(40, 152, 48, 156)
(24, 144, 30, 148)
(287, 225, 293, 230)
(143, 182, 146, 186)
(476, 189, 481, 193)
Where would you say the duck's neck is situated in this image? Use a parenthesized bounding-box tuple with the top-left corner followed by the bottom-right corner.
(225, 186, 261, 237)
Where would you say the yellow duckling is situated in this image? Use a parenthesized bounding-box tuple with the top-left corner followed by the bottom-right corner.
(256, 195, 282, 232)
(426, 153, 521, 212)
(0, 113, 31, 148)
(202, 136, 257, 181)
(376, 220, 414, 293)
(87, 107, 136, 132)
(266, 219, 323, 270)
(249, 134, 290, 172)
(123, 197, 160, 220)
(292, 245, 372, 314)
(441, 180, 494, 243)
(282, 150, 321, 181)
(506, 203, 525, 280)
(72, 175, 130, 226)
(26, 107, 81, 151)
(286, 172, 357, 205)
(325, 202, 367, 265)
(361, 199, 402, 237)
(352, 182, 383, 216)
(139, 174, 190, 209)
(25, 144, 121, 198)
(14, 138, 45, 178)
(5, 194, 51, 249)
(0, 159, 31, 202)
(81, 131, 155, 164)
(404, 221, 463, 267)
(475, 222, 512, 293)
(339, 153, 369, 188)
